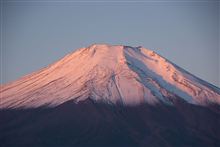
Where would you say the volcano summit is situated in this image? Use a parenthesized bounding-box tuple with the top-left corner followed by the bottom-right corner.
(0, 44, 220, 147)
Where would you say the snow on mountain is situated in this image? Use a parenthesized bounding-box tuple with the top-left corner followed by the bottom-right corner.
(1, 44, 220, 108)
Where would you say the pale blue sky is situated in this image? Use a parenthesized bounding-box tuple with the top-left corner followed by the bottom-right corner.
(0, 0, 219, 87)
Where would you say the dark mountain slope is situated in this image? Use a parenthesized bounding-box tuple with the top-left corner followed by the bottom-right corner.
(1, 99, 220, 147)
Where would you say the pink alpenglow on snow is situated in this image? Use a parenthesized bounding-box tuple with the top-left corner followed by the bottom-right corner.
(1, 44, 220, 108)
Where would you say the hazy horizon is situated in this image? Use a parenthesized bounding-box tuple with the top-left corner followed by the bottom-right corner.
(0, 0, 219, 87)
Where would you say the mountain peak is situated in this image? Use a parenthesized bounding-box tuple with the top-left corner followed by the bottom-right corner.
(87, 43, 143, 52)
(1, 44, 220, 108)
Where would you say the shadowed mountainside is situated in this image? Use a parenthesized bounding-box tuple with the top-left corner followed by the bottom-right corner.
(0, 98, 220, 147)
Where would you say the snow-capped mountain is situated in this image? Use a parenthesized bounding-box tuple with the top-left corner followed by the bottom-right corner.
(1, 44, 220, 147)
(1, 44, 220, 108)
